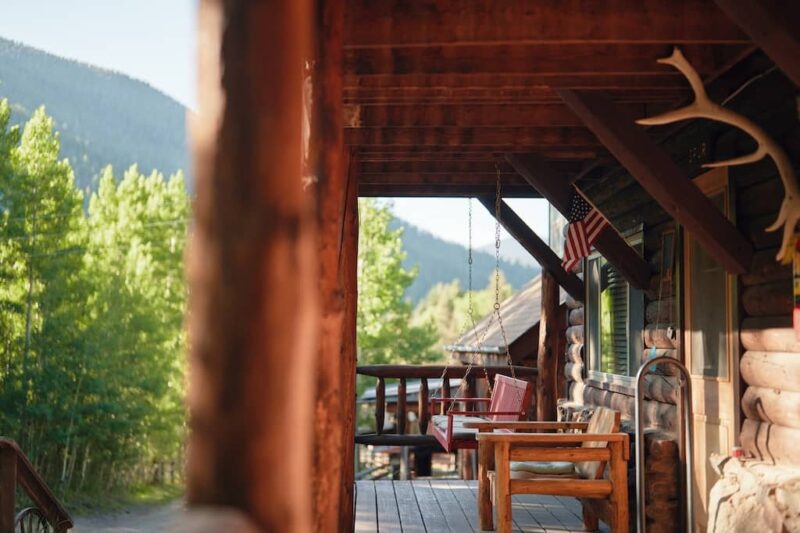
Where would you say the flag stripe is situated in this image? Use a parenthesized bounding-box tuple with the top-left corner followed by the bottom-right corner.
(561, 192, 609, 272)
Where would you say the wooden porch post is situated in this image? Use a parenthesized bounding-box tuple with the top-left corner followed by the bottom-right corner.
(338, 154, 358, 532)
(186, 1, 315, 530)
(537, 270, 559, 421)
(311, 0, 349, 530)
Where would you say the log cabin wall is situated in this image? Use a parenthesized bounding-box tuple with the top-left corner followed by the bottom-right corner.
(557, 51, 800, 532)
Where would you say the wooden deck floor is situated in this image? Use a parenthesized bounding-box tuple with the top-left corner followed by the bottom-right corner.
(354, 480, 610, 532)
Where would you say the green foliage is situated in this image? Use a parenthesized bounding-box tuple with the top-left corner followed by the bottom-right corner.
(357, 199, 439, 366)
(411, 273, 514, 347)
(0, 102, 188, 496)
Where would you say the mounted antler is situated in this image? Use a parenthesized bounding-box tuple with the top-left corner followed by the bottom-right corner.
(637, 47, 800, 263)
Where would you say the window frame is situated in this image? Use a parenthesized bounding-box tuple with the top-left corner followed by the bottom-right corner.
(584, 230, 645, 387)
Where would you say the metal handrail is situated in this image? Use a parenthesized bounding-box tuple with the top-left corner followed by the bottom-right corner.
(634, 357, 693, 533)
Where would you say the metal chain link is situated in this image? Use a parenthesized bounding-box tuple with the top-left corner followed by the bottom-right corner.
(491, 166, 514, 371)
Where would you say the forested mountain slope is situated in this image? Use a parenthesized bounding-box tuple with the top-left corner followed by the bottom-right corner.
(393, 219, 540, 303)
(0, 38, 189, 191)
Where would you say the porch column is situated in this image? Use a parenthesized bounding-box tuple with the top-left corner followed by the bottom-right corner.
(310, 0, 350, 530)
(186, 1, 315, 531)
(537, 271, 560, 421)
(338, 155, 359, 532)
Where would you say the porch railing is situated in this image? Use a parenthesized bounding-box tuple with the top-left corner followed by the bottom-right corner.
(0, 438, 73, 532)
(355, 365, 538, 447)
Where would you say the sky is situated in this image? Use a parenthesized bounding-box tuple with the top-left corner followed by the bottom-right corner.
(0, 1, 197, 108)
(0, 0, 551, 250)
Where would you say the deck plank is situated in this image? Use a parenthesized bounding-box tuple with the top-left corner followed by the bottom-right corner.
(464, 479, 523, 532)
(393, 481, 426, 533)
(442, 480, 482, 532)
(355, 480, 378, 532)
(412, 479, 450, 532)
(355, 480, 602, 533)
(514, 493, 567, 532)
(553, 495, 583, 522)
(429, 479, 475, 532)
(375, 481, 402, 533)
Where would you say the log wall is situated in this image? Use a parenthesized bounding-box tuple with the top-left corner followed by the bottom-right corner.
(560, 54, 800, 530)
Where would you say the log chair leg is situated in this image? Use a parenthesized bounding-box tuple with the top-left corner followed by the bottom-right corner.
(494, 442, 512, 533)
(478, 440, 494, 531)
(582, 504, 599, 532)
(610, 441, 629, 533)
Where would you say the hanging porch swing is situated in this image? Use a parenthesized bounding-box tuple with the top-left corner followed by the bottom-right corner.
(428, 166, 534, 453)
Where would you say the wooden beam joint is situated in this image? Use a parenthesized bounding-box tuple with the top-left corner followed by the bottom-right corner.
(557, 89, 753, 274)
(477, 197, 584, 301)
(506, 153, 651, 290)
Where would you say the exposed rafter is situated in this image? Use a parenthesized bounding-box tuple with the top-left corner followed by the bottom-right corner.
(478, 197, 584, 301)
(714, 0, 800, 86)
(345, 0, 748, 47)
(506, 153, 651, 290)
(345, 127, 599, 147)
(557, 89, 753, 274)
(346, 43, 739, 77)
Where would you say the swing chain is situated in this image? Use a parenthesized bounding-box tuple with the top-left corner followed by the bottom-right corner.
(493, 164, 515, 382)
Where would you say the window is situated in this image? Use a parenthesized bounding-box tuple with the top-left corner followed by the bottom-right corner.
(586, 239, 644, 379)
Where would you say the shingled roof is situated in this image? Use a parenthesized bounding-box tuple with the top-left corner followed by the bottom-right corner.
(448, 273, 567, 354)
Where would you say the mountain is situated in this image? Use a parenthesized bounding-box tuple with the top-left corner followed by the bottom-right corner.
(477, 237, 540, 267)
(392, 219, 540, 303)
(0, 38, 189, 192)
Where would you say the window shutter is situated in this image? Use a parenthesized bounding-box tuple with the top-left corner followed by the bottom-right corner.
(607, 267, 628, 375)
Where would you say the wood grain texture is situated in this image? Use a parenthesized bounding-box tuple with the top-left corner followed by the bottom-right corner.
(537, 271, 560, 421)
(346, 0, 747, 46)
(742, 386, 800, 430)
(740, 316, 800, 352)
(741, 351, 800, 393)
(185, 1, 315, 530)
(741, 419, 800, 466)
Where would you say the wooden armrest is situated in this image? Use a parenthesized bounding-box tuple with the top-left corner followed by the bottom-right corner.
(463, 421, 589, 431)
(477, 432, 629, 444)
(430, 398, 490, 404)
(447, 411, 523, 417)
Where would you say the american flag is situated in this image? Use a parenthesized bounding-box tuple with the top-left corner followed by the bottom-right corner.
(562, 190, 608, 272)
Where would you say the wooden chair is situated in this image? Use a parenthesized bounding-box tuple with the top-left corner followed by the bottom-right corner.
(429, 374, 533, 452)
(469, 407, 629, 533)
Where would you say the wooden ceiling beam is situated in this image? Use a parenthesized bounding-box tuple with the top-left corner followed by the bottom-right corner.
(714, 0, 800, 86)
(346, 43, 743, 77)
(358, 160, 584, 175)
(347, 104, 583, 128)
(359, 172, 520, 184)
(356, 147, 602, 161)
(477, 197, 584, 301)
(345, 87, 688, 105)
(345, 127, 599, 147)
(506, 153, 651, 290)
(345, 103, 678, 128)
(345, 0, 748, 47)
(360, 160, 512, 173)
(557, 89, 753, 274)
(344, 73, 690, 89)
(358, 184, 539, 198)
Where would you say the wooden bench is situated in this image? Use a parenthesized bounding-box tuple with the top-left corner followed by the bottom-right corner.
(469, 407, 629, 532)
(429, 374, 532, 453)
